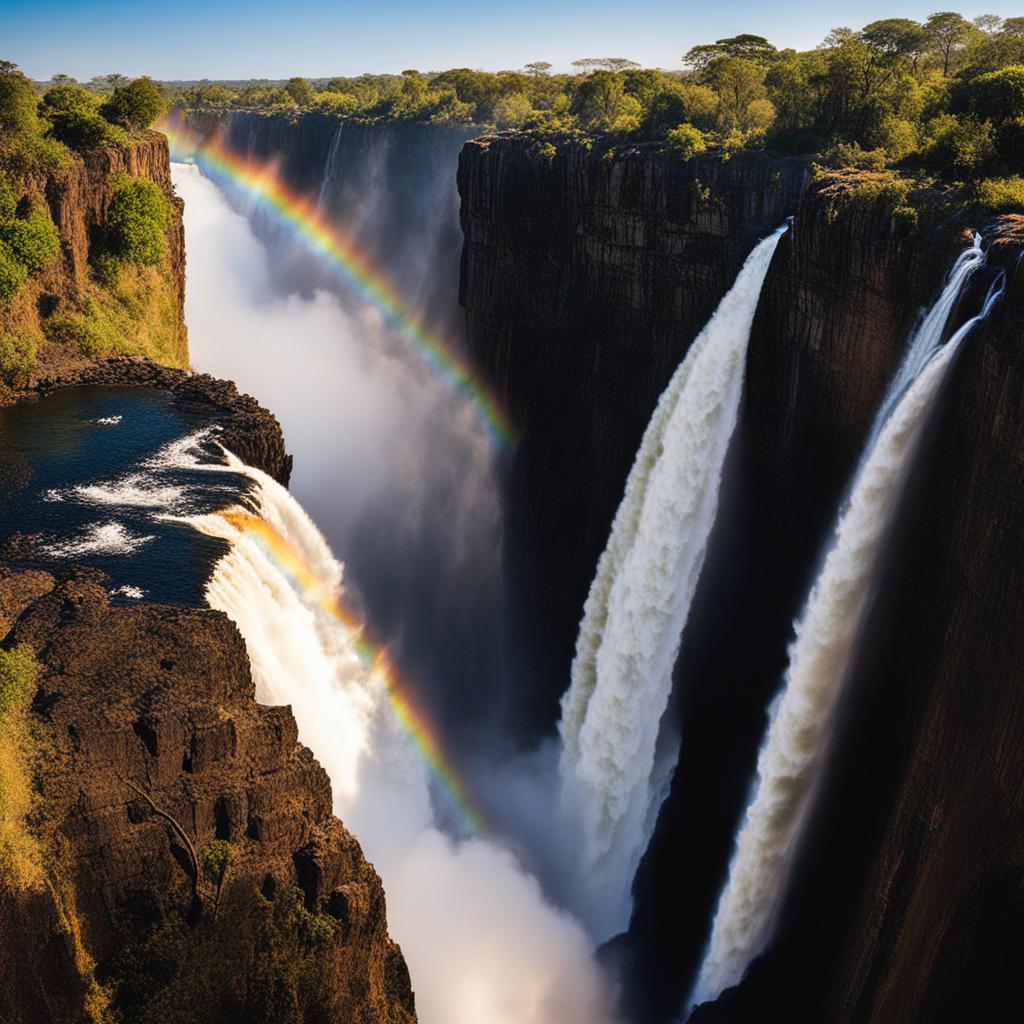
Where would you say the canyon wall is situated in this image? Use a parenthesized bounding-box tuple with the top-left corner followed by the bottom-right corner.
(458, 135, 1024, 1023)
(0, 381, 416, 1023)
(457, 135, 807, 736)
(0, 131, 189, 390)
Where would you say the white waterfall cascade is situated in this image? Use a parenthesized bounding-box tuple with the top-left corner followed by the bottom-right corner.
(558, 222, 789, 939)
(315, 123, 344, 212)
(165, 447, 611, 1024)
(691, 248, 1005, 1008)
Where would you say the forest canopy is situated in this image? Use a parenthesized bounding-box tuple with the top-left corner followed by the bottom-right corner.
(2, 9, 1023, 200)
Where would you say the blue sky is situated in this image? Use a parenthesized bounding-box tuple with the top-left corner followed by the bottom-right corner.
(1, 0, 1017, 80)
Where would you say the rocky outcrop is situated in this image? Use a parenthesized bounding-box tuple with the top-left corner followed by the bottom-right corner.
(0, 366, 411, 1021)
(0, 570, 415, 1024)
(457, 134, 807, 736)
(30, 131, 186, 309)
(0, 132, 189, 392)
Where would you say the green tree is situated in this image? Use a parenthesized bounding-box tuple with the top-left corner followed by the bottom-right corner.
(705, 56, 771, 132)
(524, 62, 553, 77)
(570, 70, 639, 130)
(967, 65, 1024, 124)
(286, 76, 315, 105)
(684, 35, 778, 71)
(0, 65, 40, 141)
(665, 122, 708, 157)
(926, 11, 979, 76)
(100, 77, 166, 130)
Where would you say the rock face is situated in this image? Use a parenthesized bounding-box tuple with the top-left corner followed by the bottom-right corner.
(0, 377, 414, 1021)
(31, 131, 186, 311)
(457, 134, 807, 736)
(460, 143, 1024, 1023)
(0, 132, 189, 385)
(0, 571, 415, 1024)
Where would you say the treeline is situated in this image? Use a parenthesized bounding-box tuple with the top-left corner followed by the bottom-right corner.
(0, 62, 166, 170)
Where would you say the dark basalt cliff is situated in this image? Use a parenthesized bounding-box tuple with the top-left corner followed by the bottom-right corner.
(459, 136, 1024, 1023)
(457, 135, 807, 736)
(0, 570, 415, 1024)
(0, 381, 415, 1022)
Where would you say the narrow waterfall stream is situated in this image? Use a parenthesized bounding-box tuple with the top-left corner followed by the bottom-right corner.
(691, 247, 1005, 1009)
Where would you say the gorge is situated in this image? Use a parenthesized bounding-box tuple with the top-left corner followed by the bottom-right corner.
(2, 96, 1023, 1024)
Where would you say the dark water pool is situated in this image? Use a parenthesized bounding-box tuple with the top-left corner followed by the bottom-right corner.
(0, 386, 252, 605)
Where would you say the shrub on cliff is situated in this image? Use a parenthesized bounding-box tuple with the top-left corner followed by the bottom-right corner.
(0, 243, 28, 302)
(0, 179, 61, 302)
(102, 175, 172, 267)
(100, 77, 167, 131)
(666, 122, 708, 158)
(0, 331, 37, 382)
(975, 175, 1024, 210)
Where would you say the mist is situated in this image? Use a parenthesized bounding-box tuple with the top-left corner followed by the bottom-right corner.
(173, 160, 618, 1023)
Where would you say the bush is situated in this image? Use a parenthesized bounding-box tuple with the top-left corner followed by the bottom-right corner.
(100, 77, 167, 131)
(967, 65, 1024, 125)
(923, 113, 995, 177)
(47, 110, 127, 149)
(666, 122, 709, 158)
(0, 242, 28, 302)
(0, 331, 37, 382)
(103, 175, 172, 265)
(975, 176, 1024, 210)
(0, 209, 61, 272)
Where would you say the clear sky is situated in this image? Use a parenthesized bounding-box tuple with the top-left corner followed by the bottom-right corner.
(1, 0, 1018, 81)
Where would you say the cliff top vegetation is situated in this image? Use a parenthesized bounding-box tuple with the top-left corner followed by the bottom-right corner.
(162, 12, 1024, 208)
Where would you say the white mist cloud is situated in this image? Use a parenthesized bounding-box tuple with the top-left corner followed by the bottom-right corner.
(173, 161, 617, 1024)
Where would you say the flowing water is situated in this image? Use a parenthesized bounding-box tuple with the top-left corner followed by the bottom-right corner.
(0, 386, 250, 604)
(558, 223, 789, 940)
(691, 249, 1005, 1009)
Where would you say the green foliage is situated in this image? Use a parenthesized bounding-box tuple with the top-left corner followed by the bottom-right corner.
(0, 645, 37, 718)
(0, 209, 60, 272)
(40, 83, 129, 150)
(103, 175, 172, 266)
(0, 179, 60, 302)
(0, 331, 36, 382)
(924, 112, 995, 175)
(202, 840, 236, 881)
(974, 175, 1024, 210)
(666, 122, 708, 158)
(100, 77, 167, 131)
(286, 76, 315, 106)
(0, 242, 28, 302)
(967, 65, 1024, 124)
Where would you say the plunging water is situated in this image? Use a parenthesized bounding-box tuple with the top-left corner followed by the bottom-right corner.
(691, 248, 1005, 1009)
(558, 222, 789, 939)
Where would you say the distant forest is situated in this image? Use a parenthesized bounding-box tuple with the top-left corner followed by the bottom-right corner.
(4, 10, 1024, 207)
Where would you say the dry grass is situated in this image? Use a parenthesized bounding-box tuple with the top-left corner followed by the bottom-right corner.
(0, 644, 43, 888)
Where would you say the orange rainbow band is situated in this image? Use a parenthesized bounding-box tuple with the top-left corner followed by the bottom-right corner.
(159, 114, 517, 449)
(221, 508, 490, 834)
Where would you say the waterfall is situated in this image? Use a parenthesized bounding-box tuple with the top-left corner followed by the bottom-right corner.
(315, 123, 344, 213)
(168, 446, 612, 1024)
(691, 249, 1005, 1009)
(558, 222, 789, 939)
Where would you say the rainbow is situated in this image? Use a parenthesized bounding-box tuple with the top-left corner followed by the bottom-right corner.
(219, 507, 490, 835)
(159, 115, 516, 448)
